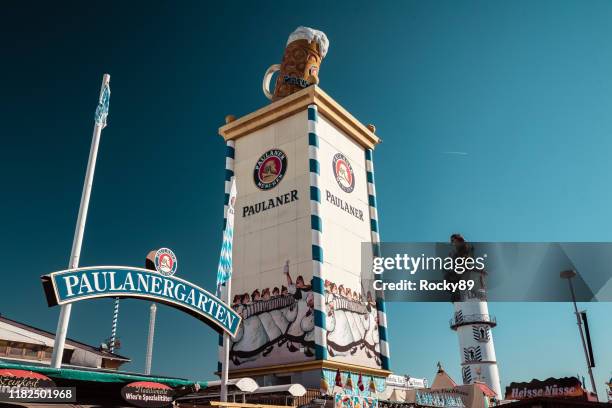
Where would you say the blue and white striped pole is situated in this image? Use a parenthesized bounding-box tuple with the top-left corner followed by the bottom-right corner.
(216, 176, 236, 298)
(365, 148, 390, 370)
(109, 297, 120, 353)
(218, 140, 235, 402)
(308, 104, 328, 360)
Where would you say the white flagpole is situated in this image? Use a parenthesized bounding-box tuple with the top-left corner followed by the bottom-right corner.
(219, 178, 237, 403)
(144, 303, 157, 375)
(220, 278, 231, 402)
(50, 74, 111, 368)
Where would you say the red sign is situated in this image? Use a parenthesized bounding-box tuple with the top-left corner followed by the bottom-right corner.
(0, 369, 56, 398)
(505, 377, 585, 400)
(0, 368, 55, 386)
(253, 149, 287, 190)
(121, 381, 175, 408)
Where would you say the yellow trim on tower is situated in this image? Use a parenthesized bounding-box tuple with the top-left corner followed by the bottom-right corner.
(224, 360, 391, 379)
(211, 402, 292, 408)
(218, 86, 381, 150)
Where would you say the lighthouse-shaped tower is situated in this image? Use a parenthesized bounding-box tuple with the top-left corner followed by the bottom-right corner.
(448, 234, 502, 400)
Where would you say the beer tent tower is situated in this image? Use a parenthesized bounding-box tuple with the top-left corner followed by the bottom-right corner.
(217, 85, 390, 397)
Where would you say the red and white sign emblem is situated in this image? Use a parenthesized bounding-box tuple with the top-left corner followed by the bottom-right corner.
(154, 248, 177, 276)
(333, 153, 355, 193)
(253, 149, 287, 190)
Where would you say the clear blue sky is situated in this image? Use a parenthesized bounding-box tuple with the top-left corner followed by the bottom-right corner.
(1, 0, 610, 401)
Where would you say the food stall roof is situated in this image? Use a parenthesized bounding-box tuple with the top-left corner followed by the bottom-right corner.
(0, 360, 208, 388)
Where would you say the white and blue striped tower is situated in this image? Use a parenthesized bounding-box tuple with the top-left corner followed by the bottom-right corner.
(365, 147, 390, 370)
(217, 85, 388, 395)
(449, 235, 502, 400)
(307, 104, 328, 361)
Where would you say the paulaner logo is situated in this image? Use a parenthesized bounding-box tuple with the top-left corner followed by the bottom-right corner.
(332, 152, 355, 193)
(154, 248, 177, 277)
(242, 190, 298, 217)
(254, 149, 287, 190)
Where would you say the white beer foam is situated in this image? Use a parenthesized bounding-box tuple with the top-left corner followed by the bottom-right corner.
(287, 26, 329, 58)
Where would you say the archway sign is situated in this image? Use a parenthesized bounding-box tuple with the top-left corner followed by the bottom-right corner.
(41, 265, 241, 338)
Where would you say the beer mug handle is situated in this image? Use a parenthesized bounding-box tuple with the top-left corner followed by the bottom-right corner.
(263, 64, 281, 100)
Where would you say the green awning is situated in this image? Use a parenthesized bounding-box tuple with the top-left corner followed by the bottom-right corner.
(0, 360, 208, 388)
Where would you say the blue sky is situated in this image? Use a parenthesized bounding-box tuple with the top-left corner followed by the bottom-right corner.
(1, 0, 610, 401)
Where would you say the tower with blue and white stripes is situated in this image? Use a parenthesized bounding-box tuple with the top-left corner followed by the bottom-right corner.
(217, 85, 389, 395)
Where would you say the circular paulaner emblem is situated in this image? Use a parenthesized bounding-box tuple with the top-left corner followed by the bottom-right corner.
(154, 248, 177, 276)
(254, 149, 287, 190)
(332, 153, 355, 193)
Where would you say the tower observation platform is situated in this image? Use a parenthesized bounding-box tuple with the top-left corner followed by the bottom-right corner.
(450, 313, 497, 330)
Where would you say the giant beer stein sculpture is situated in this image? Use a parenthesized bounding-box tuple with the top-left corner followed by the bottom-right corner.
(263, 26, 329, 101)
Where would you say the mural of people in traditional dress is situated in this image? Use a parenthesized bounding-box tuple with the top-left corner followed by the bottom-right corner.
(229, 260, 382, 369)
(325, 280, 381, 367)
(229, 261, 315, 367)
